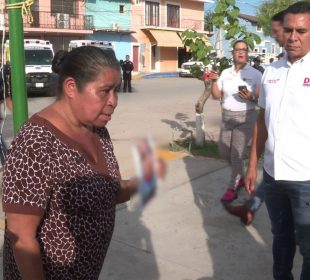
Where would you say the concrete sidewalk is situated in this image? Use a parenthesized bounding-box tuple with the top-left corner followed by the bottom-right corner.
(0, 154, 303, 279)
(0, 77, 303, 279)
(100, 156, 302, 280)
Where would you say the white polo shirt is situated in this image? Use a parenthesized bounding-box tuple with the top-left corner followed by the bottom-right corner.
(217, 64, 262, 111)
(258, 52, 310, 180)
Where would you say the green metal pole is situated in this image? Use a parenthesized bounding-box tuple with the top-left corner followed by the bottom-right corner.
(7, 0, 28, 134)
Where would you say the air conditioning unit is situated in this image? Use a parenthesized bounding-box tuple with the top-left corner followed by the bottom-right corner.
(56, 13, 69, 29)
(111, 23, 120, 30)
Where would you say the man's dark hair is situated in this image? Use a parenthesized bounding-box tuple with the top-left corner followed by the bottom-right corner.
(286, 1, 310, 14)
(271, 10, 286, 23)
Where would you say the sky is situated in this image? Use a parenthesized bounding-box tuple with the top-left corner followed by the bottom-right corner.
(205, 0, 264, 16)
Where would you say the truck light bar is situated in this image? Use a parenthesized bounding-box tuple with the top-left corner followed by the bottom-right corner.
(24, 39, 51, 46)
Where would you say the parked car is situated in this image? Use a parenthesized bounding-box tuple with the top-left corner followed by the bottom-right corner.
(179, 60, 204, 77)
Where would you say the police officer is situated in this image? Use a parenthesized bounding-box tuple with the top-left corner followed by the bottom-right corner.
(121, 55, 134, 92)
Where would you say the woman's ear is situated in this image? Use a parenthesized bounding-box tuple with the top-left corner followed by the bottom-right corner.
(63, 77, 77, 98)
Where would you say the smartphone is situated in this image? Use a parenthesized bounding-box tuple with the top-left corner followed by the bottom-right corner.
(238, 85, 247, 92)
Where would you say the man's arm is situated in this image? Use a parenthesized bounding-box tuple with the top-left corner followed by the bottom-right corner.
(6, 213, 46, 280)
(254, 82, 261, 101)
(245, 108, 268, 195)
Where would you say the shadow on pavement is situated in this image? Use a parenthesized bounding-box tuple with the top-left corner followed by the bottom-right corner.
(100, 205, 159, 279)
(182, 156, 273, 280)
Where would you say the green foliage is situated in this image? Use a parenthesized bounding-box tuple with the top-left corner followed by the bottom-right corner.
(181, 28, 233, 79)
(256, 0, 296, 36)
(181, 0, 262, 79)
(217, 56, 232, 73)
(204, 12, 214, 32)
(168, 139, 220, 158)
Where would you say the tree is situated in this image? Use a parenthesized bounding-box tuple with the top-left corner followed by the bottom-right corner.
(181, 0, 261, 145)
(204, 11, 214, 32)
(256, 0, 296, 36)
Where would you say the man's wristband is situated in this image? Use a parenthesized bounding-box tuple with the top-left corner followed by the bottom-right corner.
(250, 95, 257, 103)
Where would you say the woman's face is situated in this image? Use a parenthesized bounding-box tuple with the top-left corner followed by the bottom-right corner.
(232, 42, 249, 65)
(70, 67, 121, 127)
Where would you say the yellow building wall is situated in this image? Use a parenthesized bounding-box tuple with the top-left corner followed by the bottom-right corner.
(131, 0, 205, 73)
(160, 47, 178, 72)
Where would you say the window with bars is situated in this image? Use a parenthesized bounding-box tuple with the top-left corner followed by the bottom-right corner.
(84, 15, 94, 29)
(51, 0, 76, 15)
(256, 24, 262, 32)
(145, 1, 159, 26)
(167, 4, 180, 28)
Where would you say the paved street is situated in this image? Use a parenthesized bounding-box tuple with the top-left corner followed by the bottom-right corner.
(0, 77, 303, 279)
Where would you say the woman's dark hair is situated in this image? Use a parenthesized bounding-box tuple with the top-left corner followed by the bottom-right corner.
(52, 50, 68, 74)
(57, 46, 120, 96)
(232, 40, 249, 50)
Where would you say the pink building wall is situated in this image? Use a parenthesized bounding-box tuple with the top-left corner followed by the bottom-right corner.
(1, 0, 92, 51)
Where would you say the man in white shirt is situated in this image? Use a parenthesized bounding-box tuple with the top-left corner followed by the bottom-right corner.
(245, 2, 310, 279)
(224, 9, 287, 225)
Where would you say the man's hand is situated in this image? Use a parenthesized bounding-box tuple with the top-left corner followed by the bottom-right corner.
(244, 167, 257, 196)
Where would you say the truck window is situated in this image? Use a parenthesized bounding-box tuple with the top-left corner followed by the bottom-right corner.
(25, 49, 54, 65)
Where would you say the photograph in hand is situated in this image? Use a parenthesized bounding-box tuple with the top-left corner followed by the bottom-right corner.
(132, 137, 158, 207)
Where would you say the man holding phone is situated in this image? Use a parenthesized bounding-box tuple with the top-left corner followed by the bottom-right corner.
(209, 40, 262, 203)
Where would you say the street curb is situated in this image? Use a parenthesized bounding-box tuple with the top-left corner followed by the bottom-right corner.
(132, 72, 180, 80)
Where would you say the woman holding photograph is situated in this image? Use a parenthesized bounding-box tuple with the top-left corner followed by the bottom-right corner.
(2, 46, 163, 280)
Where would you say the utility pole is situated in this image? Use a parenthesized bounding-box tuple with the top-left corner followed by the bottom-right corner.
(7, 0, 28, 133)
(215, 28, 223, 57)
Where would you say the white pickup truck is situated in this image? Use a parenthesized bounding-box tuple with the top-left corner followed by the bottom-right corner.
(179, 60, 204, 77)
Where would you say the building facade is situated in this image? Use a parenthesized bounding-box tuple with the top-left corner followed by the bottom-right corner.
(211, 13, 282, 65)
(131, 0, 207, 73)
(85, 0, 132, 62)
(1, 0, 94, 51)
(1, 0, 208, 73)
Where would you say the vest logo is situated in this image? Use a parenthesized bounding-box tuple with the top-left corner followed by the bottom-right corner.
(304, 77, 310, 87)
(267, 79, 280, 84)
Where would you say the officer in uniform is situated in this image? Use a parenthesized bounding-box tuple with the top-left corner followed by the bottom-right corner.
(121, 55, 134, 92)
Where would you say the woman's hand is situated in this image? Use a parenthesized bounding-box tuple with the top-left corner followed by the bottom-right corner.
(238, 88, 256, 102)
(118, 139, 166, 204)
(209, 70, 219, 82)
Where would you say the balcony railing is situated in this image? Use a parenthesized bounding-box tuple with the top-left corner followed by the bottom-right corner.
(136, 14, 204, 31)
(4, 11, 94, 30)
